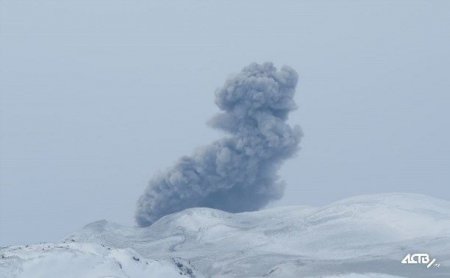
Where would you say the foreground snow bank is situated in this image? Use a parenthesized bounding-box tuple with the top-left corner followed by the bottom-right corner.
(0, 242, 184, 278)
(1, 193, 450, 277)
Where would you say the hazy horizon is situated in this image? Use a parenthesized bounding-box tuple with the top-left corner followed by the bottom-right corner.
(1, 0, 449, 246)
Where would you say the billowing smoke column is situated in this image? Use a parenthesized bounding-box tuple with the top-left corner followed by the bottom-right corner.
(136, 63, 302, 226)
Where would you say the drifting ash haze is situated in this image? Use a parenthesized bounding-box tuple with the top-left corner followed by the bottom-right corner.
(136, 63, 302, 226)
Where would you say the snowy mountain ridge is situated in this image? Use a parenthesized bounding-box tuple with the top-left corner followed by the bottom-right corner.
(2, 193, 450, 277)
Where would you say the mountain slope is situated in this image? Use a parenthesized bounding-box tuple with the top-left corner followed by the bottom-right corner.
(2, 193, 450, 277)
(0, 242, 190, 278)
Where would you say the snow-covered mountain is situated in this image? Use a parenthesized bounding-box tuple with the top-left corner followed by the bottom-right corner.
(1, 193, 450, 277)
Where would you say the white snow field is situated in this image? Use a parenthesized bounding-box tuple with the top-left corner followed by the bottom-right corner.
(1, 193, 450, 277)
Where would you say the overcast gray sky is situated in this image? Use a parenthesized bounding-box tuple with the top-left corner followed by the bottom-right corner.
(1, 0, 449, 246)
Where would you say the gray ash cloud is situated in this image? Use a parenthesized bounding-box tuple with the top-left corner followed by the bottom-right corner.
(136, 63, 302, 226)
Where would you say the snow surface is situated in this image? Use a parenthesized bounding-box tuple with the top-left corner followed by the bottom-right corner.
(1, 193, 450, 277)
(0, 242, 185, 278)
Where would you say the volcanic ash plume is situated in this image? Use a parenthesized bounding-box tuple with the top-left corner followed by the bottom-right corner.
(136, 62, 302, 226)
